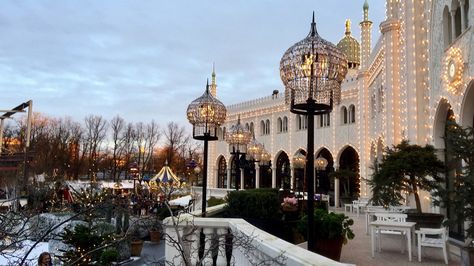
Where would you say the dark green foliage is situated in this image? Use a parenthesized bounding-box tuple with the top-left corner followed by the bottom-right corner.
(224, 189, 280, 220)
(99, 248, 119, 266)
(207, 196, 226, 207)
(297, 209, 354, 244)
(59, 223, 114, 265)
(433, 121, 474, 239)
(368, 140, 444, 212)
(70, 188, 112, 222)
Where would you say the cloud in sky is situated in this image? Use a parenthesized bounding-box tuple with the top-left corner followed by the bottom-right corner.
(0, 0, 385, 128)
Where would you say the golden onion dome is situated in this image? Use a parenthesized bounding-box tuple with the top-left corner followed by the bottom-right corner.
(337, 19, 360, 69)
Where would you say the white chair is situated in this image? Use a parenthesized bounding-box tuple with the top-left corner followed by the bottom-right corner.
(415, 227, 449, 264)
(374, 212, 408, 252)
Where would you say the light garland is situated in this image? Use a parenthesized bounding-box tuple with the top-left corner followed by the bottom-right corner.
(443, 47, 464, 94)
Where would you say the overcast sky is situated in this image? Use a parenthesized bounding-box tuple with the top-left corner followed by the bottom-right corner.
(1, 0, 385, 129)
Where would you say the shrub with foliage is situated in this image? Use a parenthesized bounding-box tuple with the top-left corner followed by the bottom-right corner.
(224, 188, 280, 220)
(207, 196, 226, 207)
(59, 223, 115, 265)
(297, 209, 354, 244)
(99, 248, 119, 266)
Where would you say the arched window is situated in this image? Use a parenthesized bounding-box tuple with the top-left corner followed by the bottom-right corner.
(455, 5, 462, 37)
(371, 93, 376, 118)
(378, 86, 384, 113)
(303, 115, 308, 129)
(341, 106, 348, 124)
(443, 6, 452, 46)
(349, 105, 356, 123)
(245, 123, 250, 131)
(277, 117, 283, 133)
(297, 115, 302, 130)
(250, 122, 254, 135)
(282, 116, 288, 132)
(265, 119, 271, 135)
(319, 113, 330, 127)
(465, 0, 469, 28)
(223, 127, 226, 140)
(260, 120, 265, 136)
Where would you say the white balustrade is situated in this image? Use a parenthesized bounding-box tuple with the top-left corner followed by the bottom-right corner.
(164, 212, 354, 266)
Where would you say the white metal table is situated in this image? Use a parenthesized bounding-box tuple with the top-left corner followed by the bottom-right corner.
(370, 220, 416, 261)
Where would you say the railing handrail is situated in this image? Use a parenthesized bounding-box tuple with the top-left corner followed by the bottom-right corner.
(164, 211, 354, 266)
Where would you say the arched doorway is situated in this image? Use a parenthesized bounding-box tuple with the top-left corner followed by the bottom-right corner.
(338, 146, 360, 200)
(230, 155, 239, 189)
(275, 152, 290, 189)
(259, 161, 272, 188)
(444, 108, 464, 240)
(316, 148, 334, 195)
(292, 149, 306, 193)
(243, 158, 255, 189)
(217, 156, 227, 188)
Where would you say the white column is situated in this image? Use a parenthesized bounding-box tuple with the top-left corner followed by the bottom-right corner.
(271, 166, 277, 188)
(240, 168, 245, 190)
(202, 227, 215, 265)
(255, 163, 260, 189)
(226, 168, 231, 189)
(451, 10, 457, 40)
(215, 228, 228, 265)
(460, 0, 466, 30)
(335, 178, 340, 208)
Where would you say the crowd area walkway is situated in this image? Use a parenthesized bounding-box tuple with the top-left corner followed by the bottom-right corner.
(337, 207, 461, 266)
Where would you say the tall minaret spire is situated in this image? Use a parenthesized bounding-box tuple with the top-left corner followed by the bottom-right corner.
(359, 0, 372, 70)
(210, 63, 217, 97)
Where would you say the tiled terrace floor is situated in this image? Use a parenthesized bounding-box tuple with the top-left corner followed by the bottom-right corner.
(334, 208, 461, 266)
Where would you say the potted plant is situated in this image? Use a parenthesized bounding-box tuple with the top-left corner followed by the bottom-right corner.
(297, 209, 354, 261)
(129, 226, 144, 257)
(368, 140, 445, 228)
(281, 196, 298, 212)
(149, 218, 162, 243)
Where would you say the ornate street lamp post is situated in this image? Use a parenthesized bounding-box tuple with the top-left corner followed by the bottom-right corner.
(225, 116, 251, 190)
(186, 80, 226, 217)
(280, 13, 347, 251)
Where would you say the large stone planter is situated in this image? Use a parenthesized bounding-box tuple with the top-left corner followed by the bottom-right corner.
(130, 240, 144, 257)
(149, 230, 161, 243)
(313, 237, 344, 261)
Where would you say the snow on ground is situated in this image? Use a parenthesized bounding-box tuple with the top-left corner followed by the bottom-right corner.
(1, 240, 48, 266)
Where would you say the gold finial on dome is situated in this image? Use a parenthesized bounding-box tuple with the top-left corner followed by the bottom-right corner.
(345, 19, 351, 35)
(337, 19, 360, 69)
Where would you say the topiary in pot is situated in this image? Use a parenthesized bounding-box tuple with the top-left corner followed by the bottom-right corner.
(297, 209, 354, 261)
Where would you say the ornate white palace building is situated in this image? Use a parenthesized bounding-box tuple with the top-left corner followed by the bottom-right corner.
(204, 0, 472, 235)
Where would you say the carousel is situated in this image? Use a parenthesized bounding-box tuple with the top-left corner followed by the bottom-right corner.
(149, 161, 188, 202)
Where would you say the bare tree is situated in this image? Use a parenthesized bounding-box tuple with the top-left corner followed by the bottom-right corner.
(143, 120, 161, 174)
(121, 122, 136, 179)
(110, 115, 125, 182)
(83, 115, 108, 181)
(163, 122, 190, 168)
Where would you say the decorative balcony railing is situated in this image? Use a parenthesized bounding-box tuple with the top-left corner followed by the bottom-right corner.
(163, 204, 354, 266)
